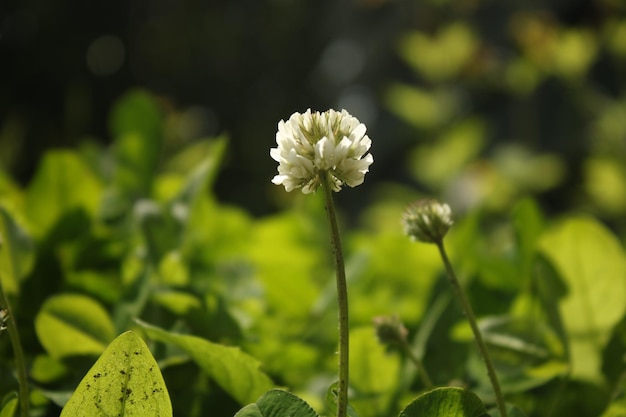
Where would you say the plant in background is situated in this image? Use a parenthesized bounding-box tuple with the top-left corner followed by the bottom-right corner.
(270, 108, 373, 417)
(373, 315, 433, 389)
(402, 199, 508, 417)
(0, 246, 29, 417)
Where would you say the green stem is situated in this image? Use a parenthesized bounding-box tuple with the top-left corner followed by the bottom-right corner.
(321, 174, 349, 417)
(0, 272, 29, 417)
(435, 240, 507, 417)
(400, 339, 433, 389)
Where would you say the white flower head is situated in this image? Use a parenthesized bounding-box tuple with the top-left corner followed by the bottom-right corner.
(402, 199, 453, 244)
(270, 109, 374, 194)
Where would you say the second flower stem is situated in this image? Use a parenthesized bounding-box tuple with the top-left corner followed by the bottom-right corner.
(435, 240, 508, 417)
(321, 174, 349, 417)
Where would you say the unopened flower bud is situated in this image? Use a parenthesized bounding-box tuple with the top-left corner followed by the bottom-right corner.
(402, 199, 453, 244)
(373, 315, 408, 348)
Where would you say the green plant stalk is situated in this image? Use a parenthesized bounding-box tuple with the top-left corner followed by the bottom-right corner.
(400, 339, 433, 389)
(435, 240, 507, 417)
(321, 174, 349, 417)
(0, 272, 29, 417)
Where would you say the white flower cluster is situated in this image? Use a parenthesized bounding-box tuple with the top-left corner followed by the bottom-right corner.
(270, 109, 373, 194)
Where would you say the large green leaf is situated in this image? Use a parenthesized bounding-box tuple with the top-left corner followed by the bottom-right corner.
(35, 294, 116, 358)
(136, 320, 274, 405)
(399, 387, 488, 417)
(538, 217, 626, 382)
(0, 205, 34, 295)
(24, 150, 101, 238)
(60, 331, 172, 417)
(234, 390, 319, 417)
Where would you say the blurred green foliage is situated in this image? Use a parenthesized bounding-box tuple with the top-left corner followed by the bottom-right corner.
(0, 90, 624, 416)
(2, 1, 626, 416)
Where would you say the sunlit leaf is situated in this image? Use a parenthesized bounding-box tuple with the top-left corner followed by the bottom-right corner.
(398, 23, 477, 82)
(584, 157, 626, 216)
(60, 331, 172, 417)
(248, 212, 321, 320)
(109, 89, 163, 197)
(0, 392, 17, 417)
(30, 354, 68, 384)
(398, 387, 488, 417)
(349, 231, 440, 325)
(170, 136, 228, 203)
(350, 326, 401, 394)
(409, 118, 486, 188)
(551, 29, 597, 80)
(0, 205, 34, 295)
(35, 294, 116, 358)
(25, 150, 101, 238)
(538, 217, 626, 382)
(151, 290, 201, 316)
(137, 320, 274, 405)
(385, 83, 458, 130)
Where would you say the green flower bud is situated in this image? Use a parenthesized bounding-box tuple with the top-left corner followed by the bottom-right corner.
(373, 315, 408, 347)
(402, 198, 453, 244)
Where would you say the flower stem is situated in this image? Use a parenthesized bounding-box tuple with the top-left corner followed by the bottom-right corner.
(0, 270, 29, 417)
(321, 174, 349, 417)
(435, 240, 507, 417)
(400, 339, 433, 389)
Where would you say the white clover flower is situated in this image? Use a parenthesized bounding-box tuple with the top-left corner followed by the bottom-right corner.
(270, 109, 374, 194)
(402, 199, 453, 243)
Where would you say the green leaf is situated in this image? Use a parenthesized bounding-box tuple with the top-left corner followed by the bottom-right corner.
(398, 387, 488, 417)
(538, 217, 626, 382)
(30, 354, 68, 384)
(0, 392, 17, 417)
(170, 137, 228, 203)
(325, 382, 360, 417)
(347, 327, 400, 416)
(234, 390, 319, 417)
(0, 205, 34, 295)
(511, 197, 545, 279)
(109, 89, 163, 197)
(248, 212, 321, 320)
(35, 294, 116, 358)
(24, 150, 101, 238)
(60, 331, 172, 417)
(398, 23, 477, 82)
(136, 320, 274, 405)
(457, 316, 567, 395)
(409, 118, 486, 188)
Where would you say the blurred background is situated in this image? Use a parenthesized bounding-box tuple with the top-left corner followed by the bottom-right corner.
(2, 0, 626, 224)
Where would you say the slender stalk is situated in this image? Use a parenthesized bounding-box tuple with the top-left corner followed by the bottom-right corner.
(321, 174, 349, 417)
(435, 240, 507, 417)
(0, 271, 29, 417)
(400, 339, 433, 389)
